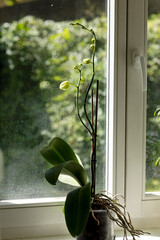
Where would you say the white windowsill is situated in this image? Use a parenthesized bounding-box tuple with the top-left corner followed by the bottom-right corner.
(9, 229, 160, 240)
(0, 197, 65, 208)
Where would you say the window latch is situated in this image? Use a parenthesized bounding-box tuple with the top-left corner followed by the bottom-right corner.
(132, 49, 147, 92)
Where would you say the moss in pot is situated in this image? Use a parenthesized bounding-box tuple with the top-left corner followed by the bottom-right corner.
(40, 23, 148, 240)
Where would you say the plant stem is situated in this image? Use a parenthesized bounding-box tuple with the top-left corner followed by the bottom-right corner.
(72, 22, 96, 137)
(76, 70, 92, 135)
(72, 22, 98, 198)
(83, 32, 96, 137)
(91, 89, 94, 152)
(91, 80, 99, 198)
(91, 89, 94, 198)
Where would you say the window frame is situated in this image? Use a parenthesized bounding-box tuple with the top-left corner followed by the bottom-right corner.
(106, 0, 127, 198)
(108, 0, 160, 231)
(123, 0, 160, 229)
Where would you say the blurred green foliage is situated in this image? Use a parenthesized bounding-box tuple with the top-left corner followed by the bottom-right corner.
(0, 16, 107, 198)
(1, 12, 160, 197)
(146, 12, 160, 189)
(5, 0, 20, 6)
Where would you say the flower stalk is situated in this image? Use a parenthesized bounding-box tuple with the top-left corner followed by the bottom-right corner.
(71, 23, 98, 198)
(91, 80, 99, 198)
(76, 69, 92, 135)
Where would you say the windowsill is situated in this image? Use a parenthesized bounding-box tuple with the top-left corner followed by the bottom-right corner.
(0, 197, 65, 208)
(10, 229, 160, 240)
(115, 228, 160, 239)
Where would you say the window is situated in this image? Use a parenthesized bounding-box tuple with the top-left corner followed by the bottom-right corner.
(146, 2, 160, 195)
(1, 0, 160, 238)
(0, 0, 108, 238)
(0, 0, 107, 201)
(124, 0, 160, 229)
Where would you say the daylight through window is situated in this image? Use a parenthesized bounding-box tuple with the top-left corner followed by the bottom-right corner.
(0, 0, 107, 200)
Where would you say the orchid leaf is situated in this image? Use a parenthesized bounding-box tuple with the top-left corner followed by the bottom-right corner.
(45, 160, 88, 187)
(40, 137, 79, 166)
(64, 183, 91, 237)
(58, 173, 81, 186)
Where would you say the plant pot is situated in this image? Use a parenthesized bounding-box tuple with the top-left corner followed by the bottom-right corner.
(77, 209, 114, 240)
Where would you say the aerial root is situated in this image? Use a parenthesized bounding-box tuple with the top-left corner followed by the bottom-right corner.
(93, 192, 150, 240)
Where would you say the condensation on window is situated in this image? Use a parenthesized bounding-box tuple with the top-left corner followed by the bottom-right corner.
(0, 0, 107, 200)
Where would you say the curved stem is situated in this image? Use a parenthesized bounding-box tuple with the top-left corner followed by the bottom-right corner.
(91, 80, 99, 198)
(73, 24, 97, 138)
(76, 70, 92, 135)
(83, 33, 96, 137)
(72, 23, 98, 198)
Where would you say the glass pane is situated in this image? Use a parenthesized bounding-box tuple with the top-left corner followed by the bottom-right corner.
(0, 0, 107, 200)
(146, 1, 160, 193)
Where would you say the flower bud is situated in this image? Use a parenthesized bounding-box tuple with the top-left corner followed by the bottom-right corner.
(59, 81, 70, 90)
(90, 44, 95, 51)
(91, 38, 95, 43)
(89, 28, 94, 33)
(74, 65, 79, 70)
(83, 58, 91, 64)
(80, 77, 85, 83)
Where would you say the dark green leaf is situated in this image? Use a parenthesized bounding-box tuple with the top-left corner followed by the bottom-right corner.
(45, 160, 88, 186)
(40, 137, 79, 166)
(64, 183, 91, 237)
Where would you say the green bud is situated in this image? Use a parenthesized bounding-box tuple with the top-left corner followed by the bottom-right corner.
(74, 65, 79, 70)
(89, 28, 94, 33)
(83, 58, 91, 64)
(91, 38, 95, 43)
(80, 77, 85, 83)
(90, 44, 95, 51)
(74, 63, 83, 71)
(59, 81, 70, 90)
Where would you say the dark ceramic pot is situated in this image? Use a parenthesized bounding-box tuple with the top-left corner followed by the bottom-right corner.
(77, 209, 114, 240)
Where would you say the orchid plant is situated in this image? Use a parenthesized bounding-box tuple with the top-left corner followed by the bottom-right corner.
(40, 23, 97, 237)
(40, 23, 147, 239)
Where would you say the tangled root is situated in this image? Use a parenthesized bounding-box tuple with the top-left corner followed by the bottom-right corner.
(93, 192, 150, 240)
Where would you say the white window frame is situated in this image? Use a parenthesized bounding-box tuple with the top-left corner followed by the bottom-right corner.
(119, 0, 160, 229)
(108, 0, 160, 231)
(106, 0, 127, 198)
(1, 0, 160, 238)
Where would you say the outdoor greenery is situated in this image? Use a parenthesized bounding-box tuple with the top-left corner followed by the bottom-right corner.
(5, 0, 19, 6)
(0, 15, 107, 199)
(0, 11, 160, 198)
(146, 12, 160, 191)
